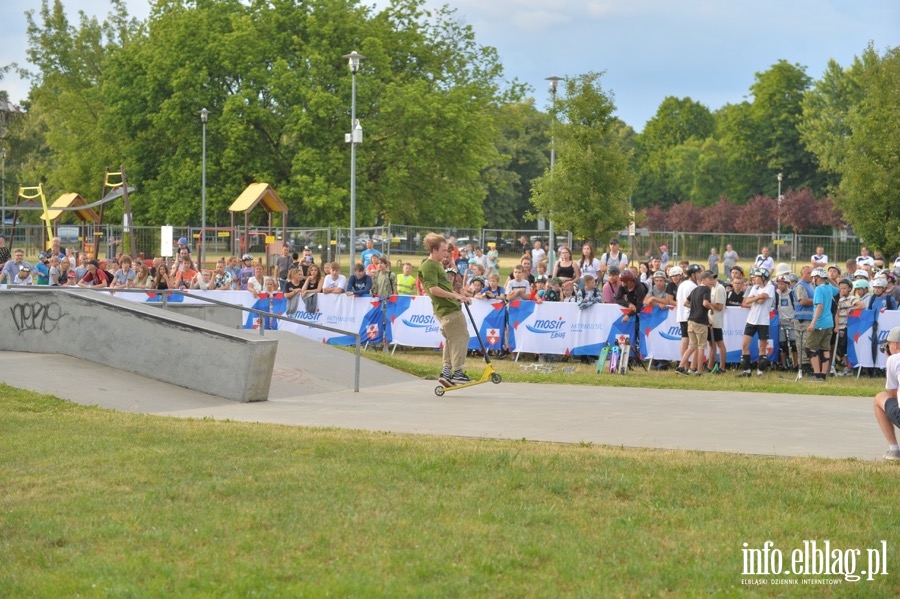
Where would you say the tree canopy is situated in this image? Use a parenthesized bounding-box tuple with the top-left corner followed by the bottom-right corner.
(529, 72, 638, 239)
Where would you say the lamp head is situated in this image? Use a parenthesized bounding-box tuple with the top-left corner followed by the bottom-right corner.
(200, 107, 208, 123)
(343, 51, 365, 74)
(546, 75, 563, 94)
(777, 172, 783, 182)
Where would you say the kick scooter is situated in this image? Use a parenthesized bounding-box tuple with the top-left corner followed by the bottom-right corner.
(434, 302, 502, 396)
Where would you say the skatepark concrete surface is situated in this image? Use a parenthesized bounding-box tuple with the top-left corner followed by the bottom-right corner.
(0, 330, 885, 461)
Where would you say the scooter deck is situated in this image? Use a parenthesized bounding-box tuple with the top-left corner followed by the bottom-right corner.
(596, 345, 611, 373)
(434, 365, 502, 396)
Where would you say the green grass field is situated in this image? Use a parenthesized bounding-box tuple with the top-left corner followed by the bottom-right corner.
(2, 384, 898, 597)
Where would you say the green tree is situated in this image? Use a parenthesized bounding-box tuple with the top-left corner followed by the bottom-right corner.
(481, 100, 550, 229)
(835, 45, 900, 257)
(24, 0, 518, 229)
(633, 96, 714, 209)
(529, 72, 638, 239)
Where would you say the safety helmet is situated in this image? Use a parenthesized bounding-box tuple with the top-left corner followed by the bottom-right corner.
(854, 270, 870, 279)
(853, 279, 869, 290)
(668, 266, 684, 277)
(811, 267, 828, 279)
(750, 267, 770, 280)
(241, 253, 253, 261)
(686, 264, 703, 276)
(873, 278, 888, 288)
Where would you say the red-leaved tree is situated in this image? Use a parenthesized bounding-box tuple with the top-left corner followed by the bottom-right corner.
(701, 195, 735, 232)
(666, 202, 706, 232)
(734, 195, 778, 233)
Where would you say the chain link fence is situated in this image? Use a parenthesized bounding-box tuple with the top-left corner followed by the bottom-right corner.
(5, 223, 882, 270)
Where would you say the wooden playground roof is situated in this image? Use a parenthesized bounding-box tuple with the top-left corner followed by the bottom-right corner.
(228, 183, 287, 215)
(40, 193, 101, 224)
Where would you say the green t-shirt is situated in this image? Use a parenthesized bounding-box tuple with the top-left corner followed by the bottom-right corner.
(418, 258, 459, 317)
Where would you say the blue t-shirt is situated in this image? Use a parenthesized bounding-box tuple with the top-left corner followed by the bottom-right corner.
(812, 284, 837, 330)
(361, 248, 382, 268)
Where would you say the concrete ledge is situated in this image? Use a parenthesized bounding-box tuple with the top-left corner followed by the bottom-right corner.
(0, 288, 276, 402)
(152, 303, 242, 328)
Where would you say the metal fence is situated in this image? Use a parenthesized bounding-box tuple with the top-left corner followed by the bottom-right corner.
(5, 223, 878, 270)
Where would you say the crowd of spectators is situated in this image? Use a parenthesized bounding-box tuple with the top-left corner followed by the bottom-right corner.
(3, 235, 900, 375)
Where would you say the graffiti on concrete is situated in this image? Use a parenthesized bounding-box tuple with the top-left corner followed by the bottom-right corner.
(10, 302, 65, 335)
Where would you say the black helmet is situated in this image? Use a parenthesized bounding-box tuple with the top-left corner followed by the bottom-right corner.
(686, 264, 703, 276)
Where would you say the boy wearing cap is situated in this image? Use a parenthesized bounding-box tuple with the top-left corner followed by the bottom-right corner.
(873, 326, 900, 460)
(13, 265, 33, 285)
(644, 271, 674, 309)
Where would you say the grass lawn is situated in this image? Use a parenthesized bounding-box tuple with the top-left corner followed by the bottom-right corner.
(360, 346, 884, 398)
(2, 385, 898, 597)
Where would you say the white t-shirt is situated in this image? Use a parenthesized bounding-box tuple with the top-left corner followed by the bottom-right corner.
(506, 278, 530, 299)
(745, 282, 775, 325)
(531, 248, 546, 269)
(811, 254, 829, 266)
(323, 274, 347, 291)
(886, 352, 900, 392)
(579, 258, 601, 281)
(675, 279, 697, 323)
(856, 255, 875, 268)
(754, 254, 775, 271)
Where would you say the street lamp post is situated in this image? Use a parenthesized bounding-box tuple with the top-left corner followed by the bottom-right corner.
(776, 172, 783, 262)
(200, 107, 208, 266)
(343, 51, 365, 267)
(0, 147, 6, 228)
(546, 75, 562, 274)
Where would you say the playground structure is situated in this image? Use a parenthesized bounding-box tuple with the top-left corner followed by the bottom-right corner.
(9, 173, 289, 268)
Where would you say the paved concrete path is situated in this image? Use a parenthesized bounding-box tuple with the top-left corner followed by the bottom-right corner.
(0, 332, 884, 461)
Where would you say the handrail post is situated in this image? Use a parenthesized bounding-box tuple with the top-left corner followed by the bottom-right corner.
(355, 333, 361, 392)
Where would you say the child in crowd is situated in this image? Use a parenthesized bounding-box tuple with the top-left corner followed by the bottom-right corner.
(482, 273, 506, 301)
(576, 274, 602, 310)
(775, 275, 797, 370)
(505, 265, 530, 301)
(469, 276, 486, 298)
(13, 266, 33, 286)
(835, 278, 855, 375)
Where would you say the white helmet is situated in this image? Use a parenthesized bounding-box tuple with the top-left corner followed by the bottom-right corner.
(668, 266, 684, 277)
(873, 278, 888, 288)
(811, 267, 828, 279)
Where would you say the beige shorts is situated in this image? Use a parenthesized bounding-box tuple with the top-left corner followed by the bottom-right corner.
(687, 321, 709, 350)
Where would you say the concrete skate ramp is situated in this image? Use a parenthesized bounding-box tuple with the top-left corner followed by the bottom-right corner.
(0, 288, 276, 402)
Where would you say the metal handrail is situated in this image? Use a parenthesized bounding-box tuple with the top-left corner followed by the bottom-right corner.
(6, 285, 363, 392)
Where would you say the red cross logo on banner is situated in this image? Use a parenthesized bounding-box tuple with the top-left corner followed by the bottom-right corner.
(366, 324, 379, 339)
(487, 328, 499, 345)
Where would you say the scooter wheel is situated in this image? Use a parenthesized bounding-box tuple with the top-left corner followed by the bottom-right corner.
(434, 386, 445, 397)
(490, 373, 502, 384)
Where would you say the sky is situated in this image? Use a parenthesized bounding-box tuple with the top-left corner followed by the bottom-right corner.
(1, 0, 898, 131)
